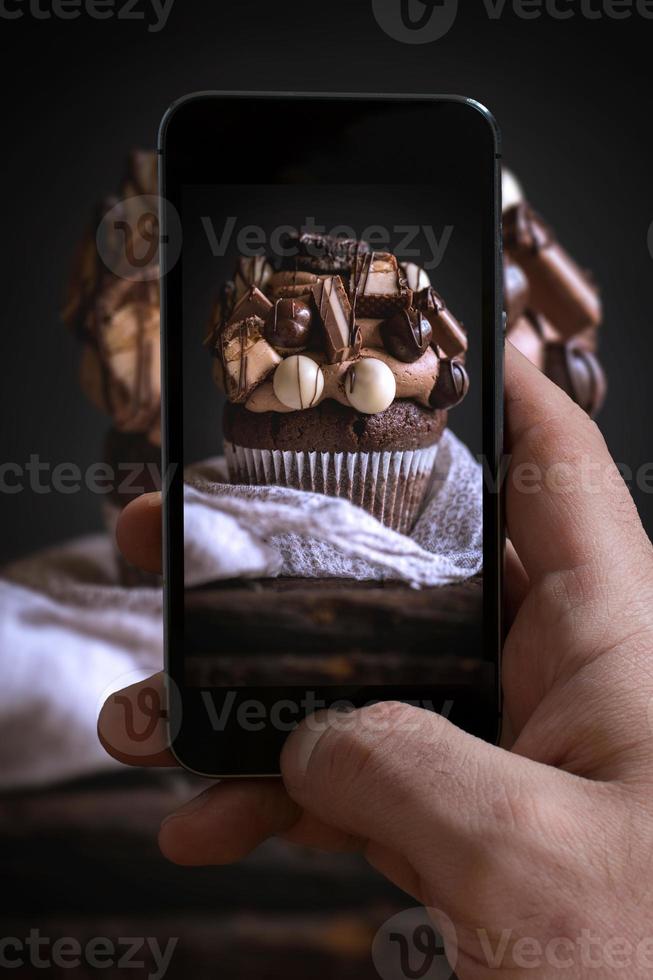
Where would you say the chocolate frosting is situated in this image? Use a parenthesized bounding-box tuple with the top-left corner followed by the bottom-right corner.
(245, 346, 439, 414)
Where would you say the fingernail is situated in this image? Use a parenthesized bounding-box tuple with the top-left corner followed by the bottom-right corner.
(161, 787, 213, 826)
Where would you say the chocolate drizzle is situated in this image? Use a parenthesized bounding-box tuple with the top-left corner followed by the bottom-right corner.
(345, 365, 356, 398)
(237, 320, 248, 400)
(349, 249, 374, 343)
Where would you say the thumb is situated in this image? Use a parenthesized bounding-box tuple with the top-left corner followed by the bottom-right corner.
(282, 703, 534, 849)
(281, 702, 578, 900)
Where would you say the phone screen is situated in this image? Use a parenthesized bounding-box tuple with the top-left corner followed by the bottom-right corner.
(161, 95, 502, 775)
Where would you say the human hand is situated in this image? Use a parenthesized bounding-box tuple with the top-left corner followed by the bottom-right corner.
(99, 343, 653, 978)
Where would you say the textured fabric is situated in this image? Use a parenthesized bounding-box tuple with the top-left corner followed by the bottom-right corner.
(0, 429, 481, 788)
(0, 535, 162, 788)
(185, 429, 483, 589)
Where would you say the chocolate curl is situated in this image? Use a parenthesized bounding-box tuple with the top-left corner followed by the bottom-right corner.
(504, 203, 602, 338)
(543, 342, 606, 417)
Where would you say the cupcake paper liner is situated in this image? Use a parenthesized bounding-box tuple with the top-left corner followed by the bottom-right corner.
(224, 443, 439, 534)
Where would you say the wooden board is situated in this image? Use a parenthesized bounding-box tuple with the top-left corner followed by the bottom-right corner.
(185, 576, 484, 686)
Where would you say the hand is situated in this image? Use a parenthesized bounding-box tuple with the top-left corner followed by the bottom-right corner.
(99, 343, 653, 978)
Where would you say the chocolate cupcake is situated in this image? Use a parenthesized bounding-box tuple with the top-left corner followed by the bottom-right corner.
(210, 236, 470, 533)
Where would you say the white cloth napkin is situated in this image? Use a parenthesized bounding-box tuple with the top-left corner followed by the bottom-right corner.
(184, 430, 482, 588)
(0, 430, 481, 788)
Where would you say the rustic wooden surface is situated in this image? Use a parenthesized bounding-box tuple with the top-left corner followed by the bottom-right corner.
(185, 576, 484, 686)
(1, 579, 482, 977)
(0, 771, 405, 979)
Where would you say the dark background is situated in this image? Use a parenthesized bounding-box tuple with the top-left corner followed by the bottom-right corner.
(1, 0, 652, 563)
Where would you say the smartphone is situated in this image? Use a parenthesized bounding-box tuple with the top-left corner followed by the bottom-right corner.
(160, 92, 503, 776)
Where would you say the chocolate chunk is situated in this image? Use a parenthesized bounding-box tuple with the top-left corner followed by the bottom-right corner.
(217, 315, 281, 403)
(414, 287, 467, 358)
(503, 258, 530, 328)
(381, 309, 433, 362)
(543, 342, 606, 417)
(265, 298, 313, 352)
(503, 203, 602, 337)
(429, 359, 470, 410)
(227, 285, 273, 327)
(280, 232, 370, 273)
(349, 252, 412, 316)
(310, 275, 360, 363)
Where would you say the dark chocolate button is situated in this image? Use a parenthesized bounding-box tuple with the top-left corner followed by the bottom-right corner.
(380, 309, 433, 363)
(430, 359, 470, 409)
(265, 299, 312, 350)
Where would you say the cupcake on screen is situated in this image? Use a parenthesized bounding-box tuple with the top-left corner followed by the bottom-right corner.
(209, 232, 470, 534)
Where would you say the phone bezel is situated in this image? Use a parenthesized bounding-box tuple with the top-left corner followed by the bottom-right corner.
(159, 91, 504, 777)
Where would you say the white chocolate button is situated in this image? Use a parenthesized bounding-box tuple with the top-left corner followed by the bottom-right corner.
(345, 357, 396, 415)
(502, 168, 524, 212)
(273, 355, 324, 410)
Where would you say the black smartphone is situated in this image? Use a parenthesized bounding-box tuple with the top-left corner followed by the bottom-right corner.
(160, 92, 503, 777)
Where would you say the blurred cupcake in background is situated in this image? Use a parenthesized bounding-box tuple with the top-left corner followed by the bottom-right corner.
(63, 150, 161, 583)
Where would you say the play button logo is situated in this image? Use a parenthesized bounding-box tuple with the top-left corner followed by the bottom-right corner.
(372, 0, 458, 42)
